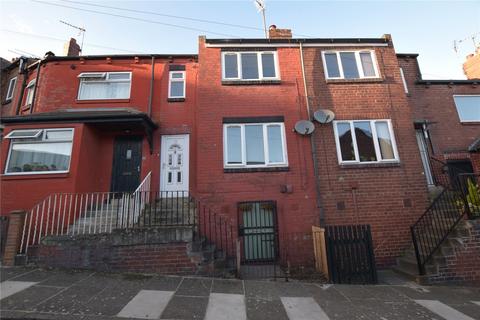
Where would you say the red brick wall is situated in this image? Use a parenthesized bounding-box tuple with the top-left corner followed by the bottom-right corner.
(303, 41, 429, 266)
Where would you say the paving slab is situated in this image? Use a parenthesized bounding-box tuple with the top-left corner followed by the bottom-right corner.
(205, 293, 246, 320)
(280, 297, 330, 320)
(334, 284, 410, 302)
(0, 267, 37, 282)
(245, 297, 289, 320)
(211, 279, 244, 294)
(117, 290, 173, 319)
(0, 285, 63, 311)
(140, 276, 182, 291)
(9, 269, 54, 283)
(352, 300, 440, 320)
(313, 298, 367, 320)
(160, 295, 208, 319)
(37, 270, 94, 287)
(175, 278, 212, 297)
(244, 280, 282, 300)
(415, 299, 476, 320)
(444, 302, 480, 320)
(0, 281, 38, 300)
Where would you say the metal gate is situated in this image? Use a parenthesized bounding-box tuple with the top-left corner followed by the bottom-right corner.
(238, 201, 278, 263)
(325, 224, 377, 284)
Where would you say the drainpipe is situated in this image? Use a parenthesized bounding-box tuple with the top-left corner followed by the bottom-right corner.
(299, 41, 325, 226)
(29, 60, 42, 114)
(147, 56, 155, 117)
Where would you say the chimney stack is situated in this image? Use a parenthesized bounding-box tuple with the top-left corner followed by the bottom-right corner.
(463, 47, 480, 80)
(63, 38, 81, 57)
(268, 25, 292, 39)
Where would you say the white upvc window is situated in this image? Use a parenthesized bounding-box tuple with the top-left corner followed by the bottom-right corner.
(6, 77, 17, 100)
(5, 128, 74, 175)
(322, 50, 380, 80)
(77, 72, 132, 100)
(333, 119, 399, 164)
(25, 79, 36, 106)
(223, 122, 288, 168)
(399, 68, 409, 94)
(222, 51, 280, 81)
(453, 95, 480, 123)
(168, 71, 186, 98)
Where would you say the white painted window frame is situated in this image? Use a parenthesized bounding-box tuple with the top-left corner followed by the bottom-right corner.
(453, 94, 480, 123)
(399, 67, 409, 94)
(168, 71, 186, 98)
(223, 122, 288, 168)
(77, 71, 132, 100)
(25, 79, 36, 106)
(6, 77, 17, 100)
(321, 50, 380, 80)
(4, 128, 75, 175)
(333, 119, 399, 165)
(221, 51, 280, 81)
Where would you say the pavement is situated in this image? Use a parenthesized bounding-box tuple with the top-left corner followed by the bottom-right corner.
(0, 267, 479, 320)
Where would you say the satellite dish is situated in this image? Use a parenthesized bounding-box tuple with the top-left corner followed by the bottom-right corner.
(313, 109, 335, 124)
(294, 120, 315, 135)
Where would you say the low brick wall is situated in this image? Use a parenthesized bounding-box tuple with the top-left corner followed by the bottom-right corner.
(26, 227, 203, 275)
(427, 220, 480, 286)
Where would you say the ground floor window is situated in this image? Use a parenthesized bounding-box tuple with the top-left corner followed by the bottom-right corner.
(333, 119, 399, 164)
(224, 122, 287, 168)
(5, 128, 74, 174)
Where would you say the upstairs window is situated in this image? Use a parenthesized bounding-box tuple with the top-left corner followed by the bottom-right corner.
(6, 77, 17, 101)
(222, 51, 279, 81)
(333, 120, 399, 164)
(168, 71, 186, 98)
(453, 95, 480, 122)
(224, 122, 287, 168)
(25, 79, 36, 106)
(5, 128, 74, 174)
(322, 50, 379, 80)
(77, 72, 131, 100)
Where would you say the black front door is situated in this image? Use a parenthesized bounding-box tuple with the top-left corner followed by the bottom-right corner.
(111, 136, 142, 193)
(447, 159, 474, 190)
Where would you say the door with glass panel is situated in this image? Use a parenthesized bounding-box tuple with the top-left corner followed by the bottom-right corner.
(238, 201, 278, 263)
(415, 130, 434, 186)
(160, 135, 189, 192)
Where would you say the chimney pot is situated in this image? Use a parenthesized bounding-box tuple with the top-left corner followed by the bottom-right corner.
(268, 25, 292, 39)
(63, 38, 81, 57)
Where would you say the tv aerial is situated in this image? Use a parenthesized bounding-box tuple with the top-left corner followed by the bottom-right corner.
(313, 109, 335, 124)
(294, 120, 315, 135)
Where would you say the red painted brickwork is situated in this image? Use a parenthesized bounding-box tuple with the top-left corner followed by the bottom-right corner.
(427, 220, 480, 286)
(302, 39, 429, 267)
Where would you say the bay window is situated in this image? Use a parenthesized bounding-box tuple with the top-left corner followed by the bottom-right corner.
(222, 51, 279, 81)
(224, 122, 287, 168)
(77, 72, 131, 100)
(333, 120, 398, 164)
(322, 50, 379, 80)
(5, 128, 74, 174)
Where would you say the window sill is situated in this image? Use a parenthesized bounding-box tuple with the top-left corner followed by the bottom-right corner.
(2, 98, 12, 105)
(1, 172, 70, 180)
(76, 99, 130, 104)
(460, 121, 480, 125)
(221, 80, 281, 86)
(224, 166, 289, 173)
(325, 78, 384, 84)
(339, 162, 400, 169)
(167, 98, 186, 103)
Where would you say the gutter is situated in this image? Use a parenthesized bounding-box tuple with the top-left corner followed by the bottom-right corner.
(299, 41, 325, 226)
(148, 56, 155, 117)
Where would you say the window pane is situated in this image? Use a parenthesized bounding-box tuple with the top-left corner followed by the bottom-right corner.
(245, 125, 265, 164)
(6, 142, 72, 173)
(337, 123, 355, 161)
(171, 72, 184, 79)
(261, 53, 276, 78)
(325, 53, 340, 78)
(267, 125, 284, 163)
(226, 126, 242, 164)
(453, 96, 480, 122)
(45, 130, 73, 141)
(375, 122, 395, 159)
(79, 81, 130, 99)
(353, 121, 377, 162)
(108, 73, 130, 80)
(360, 52, 375, 77)
(340, 52, 359, 79)
(241, 53, 259, 79)
(170, 81, 184, 97)
(224, 54, 238, 78)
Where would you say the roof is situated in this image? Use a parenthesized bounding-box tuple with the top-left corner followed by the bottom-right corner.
(469, 137, 480, 152)
(205, 37, 389, 45)
(396, 53, 419, 58)
(416, 79, 479, 85)
(43, 54, 197, 62)
(1, 108, 157, 129)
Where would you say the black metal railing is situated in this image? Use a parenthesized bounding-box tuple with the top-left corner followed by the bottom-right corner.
(428, 156, 468, 188)
(411, 173, 480, 275)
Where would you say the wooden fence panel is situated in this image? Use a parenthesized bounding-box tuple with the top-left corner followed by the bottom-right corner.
(312, 226, 329, 280)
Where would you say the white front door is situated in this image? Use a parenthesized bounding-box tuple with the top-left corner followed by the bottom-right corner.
(160, 135, 189, 192)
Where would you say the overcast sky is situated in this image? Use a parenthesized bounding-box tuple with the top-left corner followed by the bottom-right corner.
(1, 0, 479, 79)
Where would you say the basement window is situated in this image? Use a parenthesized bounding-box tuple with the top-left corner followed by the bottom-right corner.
(6, 77, 17, 101)
(224, 122, 287, 168)
(5, 128, 74, 175)
(222, 51, 279, 81)
(77, 72, 131, 100)
(333, 120, 399, 164)
(322, 50, 379, 80)
(168, 71, 186, 98)
(453, 95, 480, 122)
